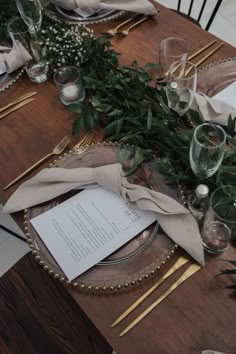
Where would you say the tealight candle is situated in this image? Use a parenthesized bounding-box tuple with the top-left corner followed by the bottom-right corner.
(202, 221, 231, 254)
(53, 66, 85, 106)
(60, 84, 80, 103)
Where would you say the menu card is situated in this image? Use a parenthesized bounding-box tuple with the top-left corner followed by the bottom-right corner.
(213, 81, 236, 109)
(30, 187, 157, 280)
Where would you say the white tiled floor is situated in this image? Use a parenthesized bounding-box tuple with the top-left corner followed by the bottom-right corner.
(157, 0, 236, 47)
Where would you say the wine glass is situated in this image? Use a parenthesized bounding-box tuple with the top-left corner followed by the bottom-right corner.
(15, 0, 42, 32)
(158, 37, 190, 79)
(166, 60, 197, 116)
(202, 185, 236, 253)
(189, 123, 226, 180)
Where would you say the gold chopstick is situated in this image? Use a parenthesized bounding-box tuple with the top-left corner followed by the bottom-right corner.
(185, 42, 224, 76)
(0, 92, 37, 113)
(0, 98, 35, 120)
(111, 254, 190, 327)
(192, 42, 224, 68)
(188, 40, 216, 61)
(119, 263, 201, 336)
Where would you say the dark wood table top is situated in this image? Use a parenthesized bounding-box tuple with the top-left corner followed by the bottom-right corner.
(1, 3, 236, 354)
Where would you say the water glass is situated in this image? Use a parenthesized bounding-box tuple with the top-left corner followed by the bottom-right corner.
(202, 185, 236, 253)
(15, 0, 42, 31)
(166, 60, 197, 116)
(7, 17, 47, 83)
(158, 37, 190, 79)
(189, 123, 226, 179)
(53, 66, 85, 106)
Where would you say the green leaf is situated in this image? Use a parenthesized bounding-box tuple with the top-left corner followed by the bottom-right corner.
(83, 110, 94, 131)
(72, 117, 83, 135)
(67, 103, 83, 113)
(126, 147, 144, 176)
(227, 114, 236, 136)
(216, 269, 236, 276)
(219, 259, 236, 267)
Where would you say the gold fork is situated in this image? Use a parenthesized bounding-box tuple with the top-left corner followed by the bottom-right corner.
(105, 15, 139, 37)
(73, 131, 94, 150)
(4, 136, 70, 190)
(118, 16, 149, 36)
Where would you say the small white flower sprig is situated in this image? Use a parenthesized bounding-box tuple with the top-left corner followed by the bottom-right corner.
(40, 22, 95, 76)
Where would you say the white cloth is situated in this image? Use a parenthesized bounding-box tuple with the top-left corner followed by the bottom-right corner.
(192, 92, 236, 132)
(3, 163, 205, 266)
(0, 43, 31, 74)
(51, 0, 158, 15)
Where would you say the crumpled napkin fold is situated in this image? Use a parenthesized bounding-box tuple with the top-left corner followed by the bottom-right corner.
(0, 43, 31, 74)
(3, 163, 205, 266)
(191, 92, 236, 131)
(51, 0, 158, 15)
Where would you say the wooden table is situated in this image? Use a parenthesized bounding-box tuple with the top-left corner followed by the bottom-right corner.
(1, 3, 236, 353)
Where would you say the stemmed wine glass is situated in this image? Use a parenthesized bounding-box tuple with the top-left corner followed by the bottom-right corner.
(15, 0, 42, 33)
(166, 60, 197, 116)
(189, 123, 226, 180)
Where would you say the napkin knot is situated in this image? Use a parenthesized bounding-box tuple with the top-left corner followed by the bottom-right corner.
(94, 164, 123, 196)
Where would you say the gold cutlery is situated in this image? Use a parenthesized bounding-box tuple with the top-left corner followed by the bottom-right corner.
(185, 42, 224, 76)
(105, 16, 139, 37)
(4, 135, 70, 191)
(188, 40, 216, 61)
(0, 92, 37, 113)
(0, 97, 35, 120)
(118, 16, 149, 36)
(73, 131, 94, 150)
(111, 254, 190, 328)
(119, 263, 201, 336)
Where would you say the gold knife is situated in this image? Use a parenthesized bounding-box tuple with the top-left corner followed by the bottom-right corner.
(111, 254, 190, 327)
(119, 263, 201, 336)
(0, 98, 35, 120)
(0, 92, 37, 113)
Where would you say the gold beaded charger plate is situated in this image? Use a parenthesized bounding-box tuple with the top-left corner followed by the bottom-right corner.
(45, 5, 125, 25)
(0, 68, 24, 93)
(197, 57, 236, 97)
(25, 143, 179, 291)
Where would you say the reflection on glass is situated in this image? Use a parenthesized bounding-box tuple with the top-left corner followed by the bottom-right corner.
(189, 123, 226, 179)
(166, 60, 197, 116)
(158, 37, 189, 79)
(15, 0, 42, 32)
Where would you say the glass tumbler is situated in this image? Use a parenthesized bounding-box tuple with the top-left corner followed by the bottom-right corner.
(158, 37, 190, 79)
(166, 60, 197, 116)
(7, 16, 47, 83)
(202, 185, 236, 253)
(189, 123, 226, 179)
(53, 66, 85, 106)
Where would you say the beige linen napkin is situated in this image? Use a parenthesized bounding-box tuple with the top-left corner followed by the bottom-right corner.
(51, 0, 157, 15)
(3, 163, 205, 266)
(0, 43, 31, 74)
(191, 92, 236, 132)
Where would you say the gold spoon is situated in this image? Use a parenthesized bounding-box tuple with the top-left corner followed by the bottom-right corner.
(118, 16, 149, 36)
